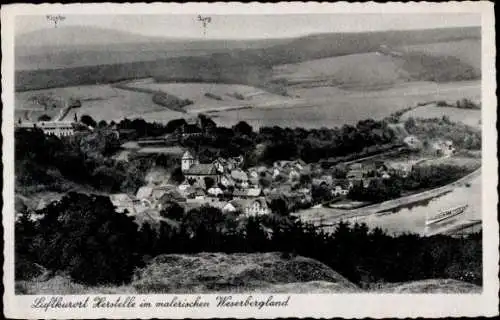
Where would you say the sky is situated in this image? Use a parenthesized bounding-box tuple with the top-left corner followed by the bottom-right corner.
(15, 13, 481, 40)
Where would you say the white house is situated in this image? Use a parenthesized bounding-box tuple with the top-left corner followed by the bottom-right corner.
(431, 140, 456, 157)
(220, 174, 235, 188)
(178, 181, 191, 192)
(222, 202, 238, 214)
(136, 186, 154, 200)
(272, 167, 281, 179)
(403, 135, 422, 150)
(332, 186, 349, 197)
(207, 187, 224, 197)
(288, 168, 301, 182)
(229, 198, 270, 217)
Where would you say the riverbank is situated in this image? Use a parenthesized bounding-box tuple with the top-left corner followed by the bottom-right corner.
(297, 167, 481, 226)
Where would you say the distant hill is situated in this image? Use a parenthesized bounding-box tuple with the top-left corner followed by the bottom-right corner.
(258, 27, 480, 65)
(15, 26, 292, 70)
(16, 26, 165, 48)
(15, 26, 481, 92)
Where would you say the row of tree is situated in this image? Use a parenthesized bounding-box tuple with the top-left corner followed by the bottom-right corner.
(16, 192, 482, 288)
(15, 127, 166, 194)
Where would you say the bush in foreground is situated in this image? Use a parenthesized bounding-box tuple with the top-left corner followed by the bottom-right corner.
(17, 192, 143, 285)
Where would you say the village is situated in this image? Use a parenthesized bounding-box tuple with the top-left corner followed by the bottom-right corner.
(14, 110, 466, 228)
(108, 132, 459, 226)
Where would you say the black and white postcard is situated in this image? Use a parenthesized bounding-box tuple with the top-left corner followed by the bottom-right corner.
(2, 2, 498, 318)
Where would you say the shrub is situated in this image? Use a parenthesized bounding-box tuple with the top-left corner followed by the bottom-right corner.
(30, 192, 143, 285)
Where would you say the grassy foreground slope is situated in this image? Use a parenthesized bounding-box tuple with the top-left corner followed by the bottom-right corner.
(16, 27, 480, 92)
(16, 252, 481, 294)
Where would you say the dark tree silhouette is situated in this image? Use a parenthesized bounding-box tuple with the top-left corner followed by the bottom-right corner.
(233, 121, 253, 136)
(80, 114, 97, 128)
(37, 114, 51, 121)
(31, 192, 143, 285)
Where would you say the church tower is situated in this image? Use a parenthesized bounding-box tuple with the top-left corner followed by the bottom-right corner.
(181, 150, 196, 172)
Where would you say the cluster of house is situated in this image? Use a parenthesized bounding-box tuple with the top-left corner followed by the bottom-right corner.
(109, 182, 271, 222)
(310, 160, 413, 198)
(403, 135, 456, 157)
(109, 136, 441, 223)
(109, 151, 317, 222)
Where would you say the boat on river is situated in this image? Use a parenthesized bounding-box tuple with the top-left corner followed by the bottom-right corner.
(425, 204, 468, 226)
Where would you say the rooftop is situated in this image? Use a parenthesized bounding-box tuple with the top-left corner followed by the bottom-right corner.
(185, 163, 217, 176)
(17, 121, 77, 129)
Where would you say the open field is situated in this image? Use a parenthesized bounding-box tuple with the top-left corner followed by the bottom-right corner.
(401, 103, 481, 129)
(15, 78, 480, 129)
(15, 84, 187, 123)
(272, 52, 411, 90)
(211, 80, 481, 129)
(398, 39, 481, 72)
(271, 39, 480, 92)
(124, 80, 293, 112)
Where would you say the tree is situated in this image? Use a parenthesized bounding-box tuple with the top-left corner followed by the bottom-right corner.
(97, 120, 108, 128)
(299, 173, 312, 186)
(233, 121, 253, 136)
(37, 114, 51, 121)
(160, 202, 185, 220)
(270, 198, 289, 216)
(80, 114, 97, 128)
(204, 177, 215, 189)
(198, 114, 217, 134)
(165, 118, 187, 134)
(79, 131, 120, 158)
(170, 167, 185, 184)
(259, 176, 272, 188)
(138, 222, 158, 256)
(33, 192, 143, 285)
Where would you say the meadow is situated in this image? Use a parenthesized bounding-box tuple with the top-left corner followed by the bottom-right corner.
(211, 80, 481, 129)
(15, 84, 187, 123)
(401, 103, 482, 129)
(124, 80, 292, 112)
(399, 39, 481, 72)
(15, 79, 480, 129)
(272, 52, 411, 90)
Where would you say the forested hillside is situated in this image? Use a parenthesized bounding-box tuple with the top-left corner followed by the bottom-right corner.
(16, 27, 480, 92)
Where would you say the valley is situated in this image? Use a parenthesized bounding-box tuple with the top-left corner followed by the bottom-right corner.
(13, 22, 484, 296)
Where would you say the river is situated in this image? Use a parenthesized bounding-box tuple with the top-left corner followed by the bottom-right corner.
(345, 174, 482, 236)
